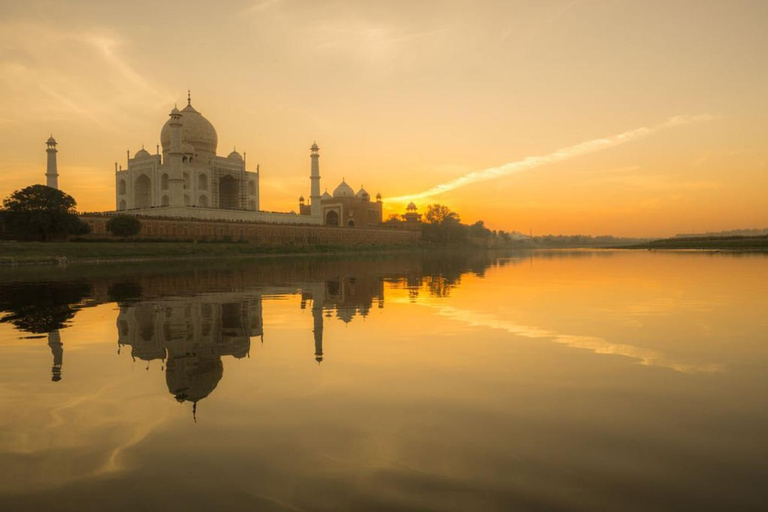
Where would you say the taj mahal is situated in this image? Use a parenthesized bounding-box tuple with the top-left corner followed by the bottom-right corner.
(112, 93, 383, 228)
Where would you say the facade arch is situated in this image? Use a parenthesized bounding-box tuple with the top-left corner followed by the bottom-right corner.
(134, 174, 151, 209)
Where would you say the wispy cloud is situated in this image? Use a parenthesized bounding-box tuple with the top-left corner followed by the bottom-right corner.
(242, 0, 286, 15)
(389, 114, 714, 203)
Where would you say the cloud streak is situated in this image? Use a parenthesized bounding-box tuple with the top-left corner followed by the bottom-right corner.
(389, 114, 713, 203)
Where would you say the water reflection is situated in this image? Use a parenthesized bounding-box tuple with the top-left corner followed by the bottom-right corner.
(0, 252, 517, 414)
(1, 251, 768, 511)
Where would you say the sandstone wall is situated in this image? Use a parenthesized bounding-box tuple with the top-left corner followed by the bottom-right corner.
(80, 214, 419, 246)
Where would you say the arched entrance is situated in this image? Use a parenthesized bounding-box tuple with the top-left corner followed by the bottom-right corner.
(347, 219, 356, 227)
(325, 210, 339, 226)
(134, 175, 151, 209)
(219, 175, 239, 209)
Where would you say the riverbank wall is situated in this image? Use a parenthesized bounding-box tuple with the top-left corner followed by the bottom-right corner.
(80, 213, 419, 246)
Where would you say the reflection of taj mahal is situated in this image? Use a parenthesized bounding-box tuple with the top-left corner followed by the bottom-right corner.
(114, 93, 383, 227)
(115, 276, 383, 416)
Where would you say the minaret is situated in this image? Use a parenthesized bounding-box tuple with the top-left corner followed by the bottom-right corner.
(310, 142, 322, 217)
(167, 106, 184, 207)
(45, 135, 59, 189)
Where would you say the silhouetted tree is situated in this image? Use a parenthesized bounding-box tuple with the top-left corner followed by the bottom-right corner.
(0, 185, 89, 240)
(422, 204, 468, 243)
(424, 204, 460, 225)
(107, 214, 142, 238)
(468, 220, 492, 238)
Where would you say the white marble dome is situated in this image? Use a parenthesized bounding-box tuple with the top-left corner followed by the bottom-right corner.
(356, 187, 370, 200)
(161, 103, 218, 155)
(333, 180, 355, 198)
(227, 150, 243, 161)
(134, 148, 152, 159)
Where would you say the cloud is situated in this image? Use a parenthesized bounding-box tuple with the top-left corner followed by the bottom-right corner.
(389, 114, 714, 204)
(242, 0, 287, 15)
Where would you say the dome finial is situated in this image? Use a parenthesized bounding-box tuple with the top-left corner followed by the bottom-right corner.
(187, 90, 191, 106)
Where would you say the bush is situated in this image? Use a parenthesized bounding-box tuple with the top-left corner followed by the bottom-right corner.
(106, 215, 142, 238)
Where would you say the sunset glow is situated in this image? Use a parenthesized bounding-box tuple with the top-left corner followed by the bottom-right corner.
(1, 1, 766, 236)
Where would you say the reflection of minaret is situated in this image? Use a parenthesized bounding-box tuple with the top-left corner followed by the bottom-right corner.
(313, 297, 324, 364)
(48, 330, 63, 382)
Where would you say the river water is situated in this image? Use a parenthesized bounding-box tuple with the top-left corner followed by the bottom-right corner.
(0, 250, 766, 511)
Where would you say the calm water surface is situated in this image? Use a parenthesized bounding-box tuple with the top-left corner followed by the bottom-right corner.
(0, 250, 767, 511)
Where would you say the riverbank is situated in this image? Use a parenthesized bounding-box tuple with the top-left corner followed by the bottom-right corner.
(625, 235, 768, 251)
(0, 240, 420, 266)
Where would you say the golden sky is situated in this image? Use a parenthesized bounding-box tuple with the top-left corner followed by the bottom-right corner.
(0, 0, 766, 237)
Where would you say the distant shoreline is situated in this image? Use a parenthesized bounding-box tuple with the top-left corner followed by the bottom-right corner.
(621, 235, 768, 252)
(2, 236, 767, 267)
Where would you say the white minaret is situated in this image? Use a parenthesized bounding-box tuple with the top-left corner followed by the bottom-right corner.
(310, 142, 321, 217)
(167, 106, 184, 207)
(45, 135, 59, 189)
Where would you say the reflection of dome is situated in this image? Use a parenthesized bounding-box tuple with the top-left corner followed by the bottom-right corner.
(161, 102, 218, 155)
(135, 148, 151, 159)
(165, 355, 223, 404)
(227, 150, 242, 161)
(336, 306, 356, 324)
(333, 180, 354, 198)
(356, 187, 370, 201)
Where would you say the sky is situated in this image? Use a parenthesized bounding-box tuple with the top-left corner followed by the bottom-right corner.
(0, 0, 766, 237)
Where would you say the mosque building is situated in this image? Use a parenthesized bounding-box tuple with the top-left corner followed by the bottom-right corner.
(111, 93, 383, 227)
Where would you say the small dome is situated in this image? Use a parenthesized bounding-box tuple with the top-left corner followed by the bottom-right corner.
(376, 192, 382, 199)
(227, 150, 243, 161)
(134, 148, 152, 159)
(170, 106, 180, 115)
(356, 187, 370, 200)
(46, 135, 57, 145)
(333, 180, 355, 198)
(299, 195, 305, 202)
(407, 201, 417, 210)
(310, 142, 319, 151)
(321, 190, 332, 200)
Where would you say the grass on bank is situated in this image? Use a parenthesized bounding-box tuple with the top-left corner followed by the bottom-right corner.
(0, 239, 408, 264)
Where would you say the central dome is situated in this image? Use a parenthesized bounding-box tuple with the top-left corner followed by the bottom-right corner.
(333, 180, 355, 198)
(160, 103, 218, 156)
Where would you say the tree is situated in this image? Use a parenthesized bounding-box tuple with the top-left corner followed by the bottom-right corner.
(421, 204, 468, 243)
(0, 185, 89, 241)
(424, 204, 460, 225)
(107, 214, 142, 238)
(468, 220, 492, 238)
